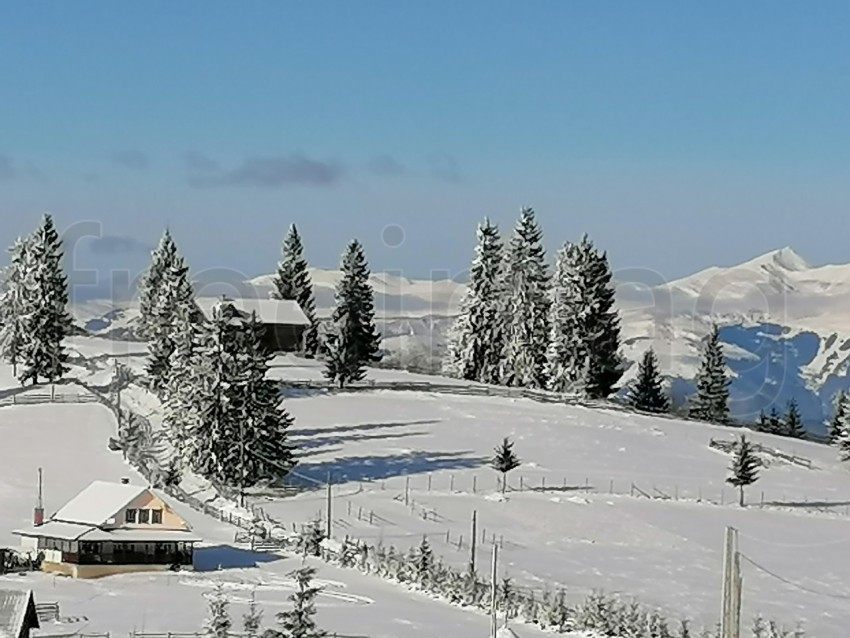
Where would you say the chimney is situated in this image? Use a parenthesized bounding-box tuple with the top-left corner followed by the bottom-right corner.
(33, 467, 44, 526)
(121, 477, 130, 484)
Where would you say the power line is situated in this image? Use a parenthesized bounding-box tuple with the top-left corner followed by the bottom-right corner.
(740, 553, 850, 601)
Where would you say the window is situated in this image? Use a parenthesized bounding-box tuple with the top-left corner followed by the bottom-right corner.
(138, 509, 150, 524)
(125, 509, 137, 524)
(151, 509, 163, 524)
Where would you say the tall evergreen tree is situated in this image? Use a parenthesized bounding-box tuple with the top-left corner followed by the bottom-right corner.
(492, 437, 521, 494)
(580, 238, 622, 399)
(146, 257, 195, 395)
(138, 229, 178, 338)
(727, 434, 760, 507)
(783, 398, 806, 439)
(276, 566, 327, 638)
(18, 214, 72, 385)
(183, 305, 244, 484)
(236, 312, 296, 484)
(271, 225, 319, 357)
(324, 240, 381, 388)
(835, 407, 850, 462)
(545, 241, 586, 393)
(546, 235, 622, 398)
(499, 207, 550, 389)
(767, 406, 784, 436)
(0, 237, 32, 376)
(442, 219, 505, 384)
(628, 348, 669, 413)
(828, 391, 847, 444)
(688, 325, 730, 424)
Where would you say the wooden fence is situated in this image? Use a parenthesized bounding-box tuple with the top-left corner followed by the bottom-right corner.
(0, 389, 99, 407)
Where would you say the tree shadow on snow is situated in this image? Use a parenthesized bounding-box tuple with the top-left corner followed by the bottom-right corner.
(292, 430, 428, 452)
(194, 545, 282, 572)
(292, 450, 488, 484)
(293, 419, 441, 439)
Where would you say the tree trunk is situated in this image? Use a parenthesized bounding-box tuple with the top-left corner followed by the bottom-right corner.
(739, 485, 744, 507)
(501, 472, 507, 495)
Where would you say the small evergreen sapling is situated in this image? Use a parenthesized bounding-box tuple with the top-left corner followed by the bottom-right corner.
(276, 566, 327, 638)
(755, 410, 770, 433)
(628, 348, 669, 413)
(768, 407, 784, 436)
(727, 434, 761, 506)
(204, 583, 232, 638)
(492, 437, 521, 494)
(411, 536, 434, 587)
(242, 591, 263, 638)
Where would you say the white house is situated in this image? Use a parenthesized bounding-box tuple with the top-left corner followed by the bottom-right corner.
(13, 480, 201, 579)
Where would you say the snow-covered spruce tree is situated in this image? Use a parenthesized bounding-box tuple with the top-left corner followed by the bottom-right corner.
(204, 583, 232, 638)
(499, 207, 550, 389)
(243, 591, 263, 638)
(688, 325, 730, 424)
(324, 240, 381, 388)
(236, 312, 296, 484)
(678, 617, 692, 638)
(492, 437, 521, 494)
(161, 301, 202, 463)
(137, 229, 179, 338)
(834, 407, 850, 462)
(752, 615, 767, 638)
(271, 224, 319, 357)
(18, 214, 73, 386)
(783, 399, 806, 439)
(146, 256, 195, 395)
(0, 237, 33, 377)
(628, 348, 669, 413)
(829, 391, 848, 444)
(727, 434, 760, 507)
(545, 241, 586, 394)
(276, 566, 327, 638)
(297, 519, 326, 557)
(442, 218, 505, 383)
(183, 305, 244, 485)
(411, 536, 435, 587)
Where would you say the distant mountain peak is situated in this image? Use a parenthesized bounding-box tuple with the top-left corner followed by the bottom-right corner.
(743, 246, 810, 272)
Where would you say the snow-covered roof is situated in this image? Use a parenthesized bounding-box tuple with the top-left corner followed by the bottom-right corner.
(13, 521, 95, 541)
(195, 297, 310, 326)
(0, 589, 38, 638)
(51, 480, 148, 526)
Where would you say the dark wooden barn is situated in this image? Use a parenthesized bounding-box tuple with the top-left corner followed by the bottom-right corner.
(196, 296, 310, 353)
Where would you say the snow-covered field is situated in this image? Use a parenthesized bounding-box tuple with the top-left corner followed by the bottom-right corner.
(0, 394, 549, 637)
(2, 337, 850, 636)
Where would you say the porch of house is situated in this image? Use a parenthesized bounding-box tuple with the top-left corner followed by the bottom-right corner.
(37, 538, 195, 578)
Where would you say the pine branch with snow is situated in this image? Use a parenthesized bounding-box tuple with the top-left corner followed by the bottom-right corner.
(276, 566, 327, 638)
(204, 583, 232, 638)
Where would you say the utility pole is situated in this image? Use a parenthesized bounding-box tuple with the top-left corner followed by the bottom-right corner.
(720, 526, 741, 638)
(490, 542, 499, 638)
(470, 510, 477, 574)
(33, 467, 44, 526)
(326, 472, 332, 539)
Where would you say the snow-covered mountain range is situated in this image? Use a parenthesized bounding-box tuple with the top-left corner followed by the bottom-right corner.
(75, 246, 850, 432)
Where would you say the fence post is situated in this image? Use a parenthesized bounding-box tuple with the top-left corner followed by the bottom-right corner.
(450, 474, 455, 492)
(520, 476, 525, 491)
(542, 476, 546, 490)
(428, 474, 432, 491)
(609, 479, 614, 494)
(473, 476, 477, 494)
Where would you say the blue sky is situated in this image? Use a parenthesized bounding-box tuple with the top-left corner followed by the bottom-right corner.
(2, 2, 849, 287)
